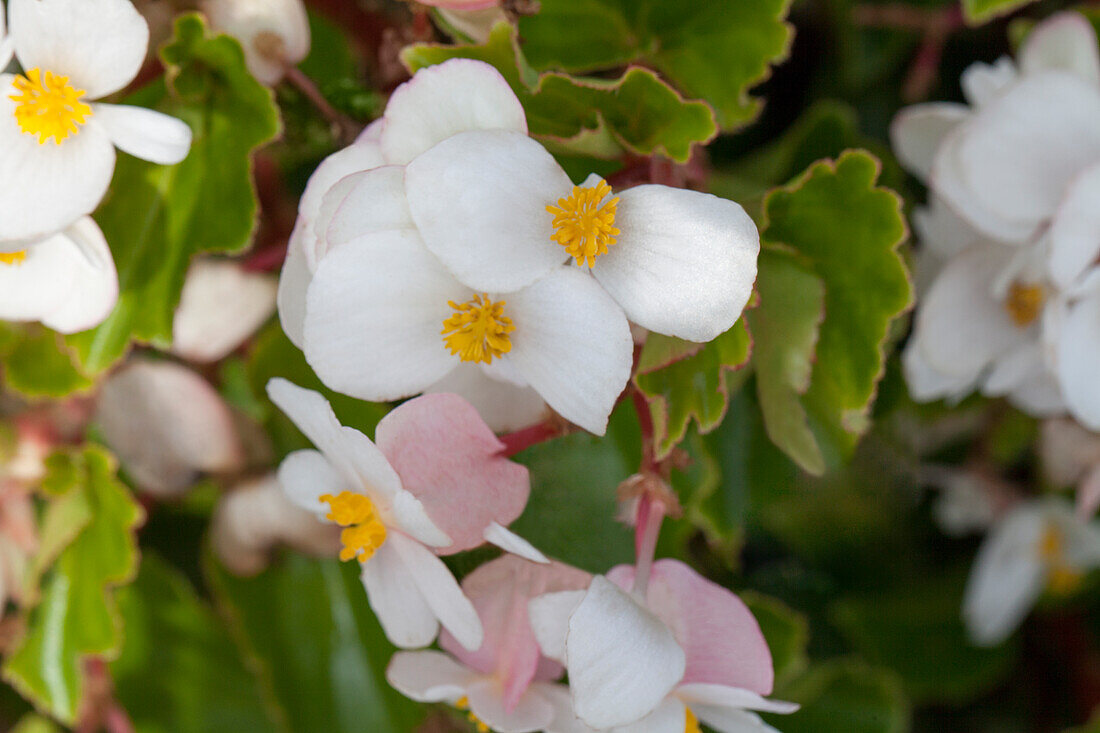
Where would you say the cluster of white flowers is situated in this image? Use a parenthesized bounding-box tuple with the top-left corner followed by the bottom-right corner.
(895, 12, 1100, 431)
(0, 0, 193, 333)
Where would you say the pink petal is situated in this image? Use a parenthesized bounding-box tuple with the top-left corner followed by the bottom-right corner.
(438, 556, 590, 712)
(607, 560, 775, 695)
(375, 393, 530, 555)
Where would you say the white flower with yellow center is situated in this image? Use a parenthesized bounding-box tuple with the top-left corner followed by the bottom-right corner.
(0, 0, 193, 242)
(0, 216, 118, 333)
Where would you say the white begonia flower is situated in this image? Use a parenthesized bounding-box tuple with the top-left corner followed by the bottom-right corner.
(964, 498, 1100, 646)
(0, 0, 193, 243)
(200, 0, 310, 86)
(171, 259, 277, 363)
(0, 1, 12, 71)
(266, 378, 484, 651)
(0, 216, 118, 333)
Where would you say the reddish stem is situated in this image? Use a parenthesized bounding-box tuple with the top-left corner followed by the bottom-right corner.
(284, 66, 362, 144)
(632, 494, 665, 597)
(498, 420, 562, 457)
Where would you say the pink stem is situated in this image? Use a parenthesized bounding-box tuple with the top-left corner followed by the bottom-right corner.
(632, 494, 665, 598)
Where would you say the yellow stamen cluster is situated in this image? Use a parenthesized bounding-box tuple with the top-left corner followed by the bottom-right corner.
(320, 491, 387, 564)
(1005, 282, 1044, 328)
(547, 180, 621, 268)
(442, 294, 514, 364)
(684, 707, 702, 733)
(455, 696, 491, 733)
(0, 251, 27, 266)
(10, 68, 93, 145)
(1039, 525, 1085, 596)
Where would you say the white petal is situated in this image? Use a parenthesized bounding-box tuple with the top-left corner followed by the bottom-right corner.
(361, 540, 441, 648)
(690, 706, 780, 733)
(300, 141, 386, 226)
(890, 103, 969, 181)
(613, 696, 687, 733)
(405, 129, 572, 292)
(0, 75, 115, 241)
(388, 490, 451, 548)
(199, 0, 310, 85)
(276, 449, 344, 514)
(0, 38, 13, 71)
(324, 165, 414, 249)
(507, 267, 633, 435)
(901, 342, 976, 404)
(1019, 11, 1100, 86)
(595, 186, 758, 341)
(963, 503, 1048, 646)
(528, 590, 587, 662)
(1049, 162, 1100, 289)
(277, 223, 312, 348)
(675, 685, 799, 715)
(265, 379, 404, 507)
(381, 58, 527, 165)
(960, 58, 1017, 107)
(385, 650, 474, 702)
(483, 523, 549, 564)
(302, 229, 466, 401)
(566, 577, 685, 729)
(10, 0, 148, 99)
(426, 364, 549, 433)
(92, 104, 192, 165)
(1057, 294, 1100, 430)
(467, 677, 555, 733)
(171, 259, 277, 362)
(388, 531, 483, 651)
(539, 683, 601, 733)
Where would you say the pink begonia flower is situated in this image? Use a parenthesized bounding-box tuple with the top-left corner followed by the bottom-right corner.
(267, 378, 545, 651)
(210, 474, 340, 577)
(387, 555, 590, 733)
(200, 0, 310, 85)
(96, 360, 246, 497)
(529, 560, 797, 732)
(171, 259, 277, 364)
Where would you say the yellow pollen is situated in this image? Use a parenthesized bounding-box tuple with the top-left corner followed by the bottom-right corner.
(0, 251, 27, 266)
(320, 491, 387, 563)
(441, 294, 514, 365)
(455, 696, 491, 733)
(1005, 282, 1044, 328)
(10, 69, 93, 145)
(547, 180, 621, 268)
(684, 708, 702, 733)
(1039, 525, 1085, 597)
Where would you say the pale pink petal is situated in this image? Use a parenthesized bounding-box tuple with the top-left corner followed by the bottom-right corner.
(385, 650, 475, 702)
(1078, 465, 1100, 519)
(466, 677, 555, 733)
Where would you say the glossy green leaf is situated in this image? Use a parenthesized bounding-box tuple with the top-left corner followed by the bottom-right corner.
(67, 14, 280, 374)
(205, 552, 424, 733)
(771, 659, 911, 733)
(762, 151, 911, 468)
(401, 23, 716, 161)
(111, 553, 272, 732)
(10, 714, 62, 733)
(0, 325, 91, 399)
(517, 0, 793, 130)
(634, 319, 753, 460)
(3, 447, 143, 725)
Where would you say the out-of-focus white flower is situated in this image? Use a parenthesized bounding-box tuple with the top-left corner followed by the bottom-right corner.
(435, 5, 507, 44)
(963, 498, 1100, 646)
(0, 0, 193, 243)
(200, 0, 310, 85)
(1039, 419, 1100, 518)
(921, 465, 1000, 537)
(96, 359, 246, 497)
(0, 419, 48, 618)
(171, 259, 277, 363)
(210, 474, 339, 576)
(0, 217, 117, 333)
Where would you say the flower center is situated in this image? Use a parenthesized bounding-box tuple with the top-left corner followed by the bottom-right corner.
(547, 179, 620, 268)
(10, 69, 94, 145)
(441, 294, 514, 365)
(0, 251, 27, 266)
(1039, 524, 1084, 596)
(684, 708, 701, 733)
(1004, 282, 1044, 328)
(455, 696, 491, 733)
(320, 491, 387, 563)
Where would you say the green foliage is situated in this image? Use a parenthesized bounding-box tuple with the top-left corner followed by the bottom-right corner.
(634, 319, 753, 460)
(517, 0, 793, 130)
(3, 447, 143, 725)
(205, 552, 424, 733)
(772, 659, 911, 733)
(744, 591, 810, 686)
(66, 14, 280, 374)
(401, 23, 716, 162)
(0, 325, 90, 399)
(962, 0, 1038, 25)
(111, 553, 271, 732)
(760, 151, 911, 471)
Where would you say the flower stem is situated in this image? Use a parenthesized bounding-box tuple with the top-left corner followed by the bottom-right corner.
(632, 493, 665, 598)
(499, 419, 564, 457)
(284, 66, 362, 144)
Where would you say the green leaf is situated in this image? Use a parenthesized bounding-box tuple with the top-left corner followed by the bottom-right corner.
(401, 23, 716, 162)
(634, 319, 753, 460)
(4, 447, 143, 725)
(742, 591, 810, 688)
(771, 659, 911, 733)
(67, 14, 280, 374)
(111, 553, 272, 732)
(205, 552, 424, 733)
(0, 325, 92, 399)
(517, 0, 793, 130)
(749, 248, 827, 474)
(762, 151, 911, 468)
(10, 714, 62, 733)
(962, 0, 1038, 25)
